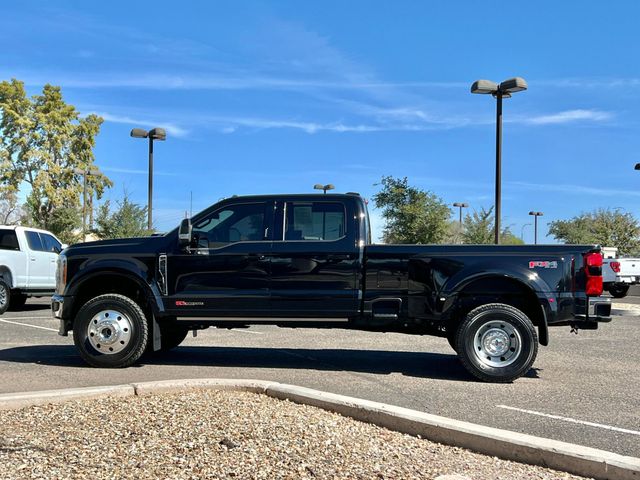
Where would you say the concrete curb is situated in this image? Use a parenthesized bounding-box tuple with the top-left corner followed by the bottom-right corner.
(0, 384, 134, 410)
(1, 379, 638, 480)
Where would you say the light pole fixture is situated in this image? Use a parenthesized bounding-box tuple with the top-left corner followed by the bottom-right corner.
(634, 163, 640, 170)
(528, 211, 544, 244)
(452, 202, 469, 224)
(520, 223, 532, 242)
(471, 77, 528, 245)
(314, 183, 335, 194)
(130, 127, 167, 231)
(73, 166, 100, 241)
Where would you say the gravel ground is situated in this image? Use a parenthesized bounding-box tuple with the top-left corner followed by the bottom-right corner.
(0, 390, 589, 480)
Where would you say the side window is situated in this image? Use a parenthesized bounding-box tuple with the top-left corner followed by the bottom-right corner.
(191, 203, 266, 248)
(41, 234, 62, 253)
(0, 229, 20, 251)
(25, 231, 44, 251)
(285, 202, 346, 241)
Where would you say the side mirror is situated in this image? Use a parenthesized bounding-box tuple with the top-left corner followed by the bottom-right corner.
(178, 218, 192, 248)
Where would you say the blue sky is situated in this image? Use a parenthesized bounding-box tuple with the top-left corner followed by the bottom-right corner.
(2, 1, 640, 242)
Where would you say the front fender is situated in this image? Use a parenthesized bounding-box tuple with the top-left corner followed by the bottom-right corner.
(65, 257, 164, 315)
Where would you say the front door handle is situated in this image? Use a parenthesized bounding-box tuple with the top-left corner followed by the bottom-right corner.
(247, 254, 267, 261)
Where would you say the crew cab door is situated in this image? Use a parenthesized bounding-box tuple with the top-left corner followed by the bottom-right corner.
(23, 231, 53, 288)
(164, 201, 273, 316)
(270, 200, 359, 317)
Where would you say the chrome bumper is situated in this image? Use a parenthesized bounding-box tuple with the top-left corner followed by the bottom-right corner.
(51, 294, 68, 336)
(576, 296, 612, 323)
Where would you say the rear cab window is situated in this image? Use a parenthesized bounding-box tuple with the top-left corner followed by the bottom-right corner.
(284, 202, 346, 241)
(25, 230, 45, 251)
(0, 229, 20, 251)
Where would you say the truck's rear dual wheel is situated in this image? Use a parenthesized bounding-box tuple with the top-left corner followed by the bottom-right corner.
(73, 294, 148, 368)
(455, 303, 538, 383)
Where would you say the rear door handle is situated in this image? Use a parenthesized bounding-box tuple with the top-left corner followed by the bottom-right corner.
(247, 254, 267, 261)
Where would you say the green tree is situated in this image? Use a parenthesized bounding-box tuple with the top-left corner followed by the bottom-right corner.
(462, 206, 524, 245)
(372, 176, 450, 244)
(0, 79, 112, 238)
(548, 209, 640, 255)
(94, 192, 151, 239)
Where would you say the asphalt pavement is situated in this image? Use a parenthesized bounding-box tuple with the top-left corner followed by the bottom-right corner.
(0, 297, 638, 459)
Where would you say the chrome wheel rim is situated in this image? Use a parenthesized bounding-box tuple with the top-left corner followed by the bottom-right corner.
(0, 284, 6, 308)
(87, 310, 133, 355)
(473, 320, 521, 368)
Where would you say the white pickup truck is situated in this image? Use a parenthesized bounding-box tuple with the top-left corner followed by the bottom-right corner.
(602, 257, 640, 298)
(0, 226, 64, 313)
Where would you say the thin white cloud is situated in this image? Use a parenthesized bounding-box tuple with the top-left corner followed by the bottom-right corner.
(523, 109, 613, 125)
(508, 181, 640, 197)
(205, 115, 455, 133)
(102, 167, 178, 177)
(92, 112, 189, 138)
(536, 78, 640, 89)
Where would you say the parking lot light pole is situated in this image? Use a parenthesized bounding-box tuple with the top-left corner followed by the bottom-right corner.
(471, 77, 528, 245)
(520, 223, 532, 242)
(314, 183, 335, 194)
(452, 202, 469, 224)
(528, 211, 544, 244)
(130, 127, 167, 231)
(73, 167, 100, 241)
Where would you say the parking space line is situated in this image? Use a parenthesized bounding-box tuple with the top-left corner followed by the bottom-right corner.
(230, 329, 263, 335)
(0, 318, 58, 332)
(496, 405, 640, 436)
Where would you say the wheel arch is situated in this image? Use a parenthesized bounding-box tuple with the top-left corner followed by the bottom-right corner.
(446, 274, 549, 346)
(0, 266, 14, 289)
(67, 269, 163, 327)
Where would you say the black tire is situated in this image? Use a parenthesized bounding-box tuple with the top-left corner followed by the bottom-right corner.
(8, 294, 28, 311)
(609, 284, 629, 299)
(149, 322, 190, 353)
(455, 303, 538, 383)
(0, 280, 10, 315)
(73, 294, 149, 368)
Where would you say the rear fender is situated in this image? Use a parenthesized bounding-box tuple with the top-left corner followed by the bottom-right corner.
(444, 268, 555, 346)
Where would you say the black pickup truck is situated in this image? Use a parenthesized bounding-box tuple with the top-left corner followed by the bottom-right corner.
(52, 193, 611, 382)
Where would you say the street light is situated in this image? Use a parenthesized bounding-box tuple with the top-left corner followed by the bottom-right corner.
(130, 127, 167, 230)
(528, 211, 544, 244)
(471, 77, 528, 244)
(634, 163, 640, 170)
(73, 166, 100, 241)
(452, 202, 469, 224)
(314, 184, 335, 194)
(520, 223, 532, 242)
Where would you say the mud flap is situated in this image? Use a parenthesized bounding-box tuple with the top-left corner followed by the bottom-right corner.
(152, 315, 162, 351)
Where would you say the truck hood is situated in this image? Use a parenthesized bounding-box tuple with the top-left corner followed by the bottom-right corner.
(63, 235, 171, 256)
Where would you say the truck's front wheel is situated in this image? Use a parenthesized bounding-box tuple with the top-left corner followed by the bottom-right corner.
(73, 294, 149, 368)
(455, 303, 538, 383)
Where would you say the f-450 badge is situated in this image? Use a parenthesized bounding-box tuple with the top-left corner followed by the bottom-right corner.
(529, 261, 558, 269)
